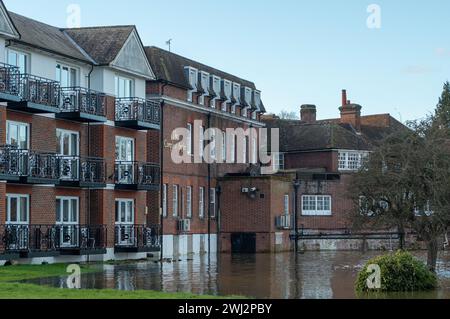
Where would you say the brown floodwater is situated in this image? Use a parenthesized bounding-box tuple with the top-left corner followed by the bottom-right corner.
(25, 251, 450, 299)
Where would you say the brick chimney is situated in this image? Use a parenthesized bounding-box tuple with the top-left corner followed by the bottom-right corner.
(339, 90, 361, 131)
(300, 104, 317, 124)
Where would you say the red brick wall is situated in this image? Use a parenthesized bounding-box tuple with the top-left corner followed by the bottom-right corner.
(285, 150, 338, 172)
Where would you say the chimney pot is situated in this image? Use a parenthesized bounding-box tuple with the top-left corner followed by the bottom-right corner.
(342, 90, 347, 106)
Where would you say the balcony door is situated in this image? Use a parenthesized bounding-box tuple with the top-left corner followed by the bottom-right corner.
(115, 199, 135, 246)
(115, 136, 135, 184)
(6, 121, 29, 175)
(6, 194, 29, 250)
(57, 129, 79, 181)
(114, 76, 133, 98)
(56, 197, 79, 248)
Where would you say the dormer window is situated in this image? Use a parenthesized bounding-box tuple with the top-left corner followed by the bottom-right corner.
(209, 75, 221, 108)
(221, 80, 232, 112)
(231, 83, 241, 114)
(198, 71, 210, 105)
(184, 66, 198, 102)
(253, 90, 261, 111)
(244, 87, 252, 106)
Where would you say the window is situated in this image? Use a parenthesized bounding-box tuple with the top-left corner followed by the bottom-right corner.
(6, 194, 29, 224)
(7, 121, 29, 149)
(222, 131, 227, 162)
(187, 123, 193, 156)
(185, 67, 198, 102)
(284, 195, 290, 215)
(359, 196, 389, 217)
(186, 186, 192, 218)
(115, 136, 134, 161)
(56, 64, 77, 87)
(210, 188, 216, 218)
(199, 126, 204, 158)
(56, 197, 79, 224)
(115, 75, 133, 97)
(273, 153, 285, 171)
(210, 130, 216, 160)
(162, 184, 168, 218)
(7, 49, 28, 74)
(302, 195, 332, 216)
(232, 83, 241, 105)
(338, 151, 369, 171)
(57, 129, 79, 156)
(251, 136, 258, 164)
(172, 185, 179, 217)
(241, 136, 248, 164)
(229, 133, 236, 163)
(115, 199, 134, 224)
(199, 187, 205, 219)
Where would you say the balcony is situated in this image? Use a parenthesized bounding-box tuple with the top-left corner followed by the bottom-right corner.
(57, 87, 107, 123)
(115, 98, 161, 130)
(115, 225, 161, 253)
(0, 145, 24, 182)
(8, 74, 60, 114)
(56, 225, 107, 256)
(0, 63, 21, 103)
(114, 161, 160, 191)
(58, 156, 106, 188)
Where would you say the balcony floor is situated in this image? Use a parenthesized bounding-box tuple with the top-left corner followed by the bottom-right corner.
(115, 120, 160, 131)
(7, 100, 61, 114)
(115, 246, 160, 253)
(0, 174, 22, 182)
(56, 112, 107, 123)
(0, 92, 22, 103)
(20, 176, 60, 185)
(0, 252, 20, 261)
(59, 180, 106, 189)
(19, 250, 61, 259)
(60, 248, 107, 256)
(115, 184, 160, 191)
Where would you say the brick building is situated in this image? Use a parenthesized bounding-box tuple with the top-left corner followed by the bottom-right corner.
(145, 47, 267, 257)
(261, 90, 408, 250)
(0, 1, 161, 264)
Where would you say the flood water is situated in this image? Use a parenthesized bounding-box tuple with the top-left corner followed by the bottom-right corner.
(26, 251, 450, 299)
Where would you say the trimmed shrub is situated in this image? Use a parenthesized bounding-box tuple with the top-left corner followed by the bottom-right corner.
(355, 251, 438, 292)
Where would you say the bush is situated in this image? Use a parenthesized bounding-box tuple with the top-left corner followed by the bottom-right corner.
(355, 251, 438, 292)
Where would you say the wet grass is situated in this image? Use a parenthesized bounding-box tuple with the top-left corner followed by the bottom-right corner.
(0, 263, 240, 299)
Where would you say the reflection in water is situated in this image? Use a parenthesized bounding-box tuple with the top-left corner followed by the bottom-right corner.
(25, 251, 450, 299)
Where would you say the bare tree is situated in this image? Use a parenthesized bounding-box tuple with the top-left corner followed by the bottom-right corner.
(278, 110, 299, 120)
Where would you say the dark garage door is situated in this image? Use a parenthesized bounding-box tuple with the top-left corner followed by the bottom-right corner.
(231, 233, 256, 253)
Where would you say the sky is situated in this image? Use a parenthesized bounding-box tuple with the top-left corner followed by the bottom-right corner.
(4, 0, 450, 122)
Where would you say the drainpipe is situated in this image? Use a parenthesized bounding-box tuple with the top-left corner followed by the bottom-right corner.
(293, 178, 300, 254)
(207, 112, 212, 257)
(159, 82, 167, 262)
(86, 63, 94, 263)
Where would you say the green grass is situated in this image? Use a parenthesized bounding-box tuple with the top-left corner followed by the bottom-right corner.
(0, 264, 239, 299)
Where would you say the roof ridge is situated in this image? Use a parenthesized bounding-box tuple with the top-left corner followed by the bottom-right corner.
(63, 25, 135, 31)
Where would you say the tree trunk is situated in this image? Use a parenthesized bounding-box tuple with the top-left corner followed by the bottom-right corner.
(427, 238, 439, 273)
(398, 225, 405, 250)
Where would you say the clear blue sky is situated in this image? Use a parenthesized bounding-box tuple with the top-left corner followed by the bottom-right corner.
(5, 0, 450, 122)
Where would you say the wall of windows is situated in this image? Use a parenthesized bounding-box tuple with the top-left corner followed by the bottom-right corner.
(338, 151, 369, 171)
(302, 195, 332, 216)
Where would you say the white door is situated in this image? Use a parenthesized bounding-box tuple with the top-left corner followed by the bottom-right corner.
(115, 199, 135, 246)
(57, 129, 79, 180)
(6, 194, 29, 250)
(56, 197, 79, 247)
(115, 137, 135, 184)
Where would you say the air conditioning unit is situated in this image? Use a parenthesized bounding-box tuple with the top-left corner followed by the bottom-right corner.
(275, 215, 291, 230)
(178, 219, 191, 233)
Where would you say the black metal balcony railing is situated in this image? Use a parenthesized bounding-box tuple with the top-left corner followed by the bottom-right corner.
(58, 156, 106, 184)
(60, 87, 106, 117)
(55, 225, 107, 251)
(115, 225, 161, 250)
(0, 63, 20, 97)
(115, 161, 160, 188)
(2, 224, 30, 251)
(28, 225, 58, 253)
(0, 145, 26, 178)
(115, 98, 161, 125)
(18, 74, 60, 108)
(28, 151, 59, 181)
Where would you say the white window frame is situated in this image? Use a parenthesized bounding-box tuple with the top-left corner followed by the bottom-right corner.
(115, 136, 135, 161)
(115, 199, 135, 225)
(172, 185, 179, 217)
(284, 195, 290, 215)
(162, 184, 168, 218)
(186, 186, 193, 219)
(199, 126, 204, 158)
(56, 196, 79, 225)
(56, 63, 78, 87)
(338, 150, 369, 171)
(210, 188, 216, 218)
(6, 121, 29, 149)
(302, 195, 332, 216)
(187, 123, 193, 156)
(273, 153, 285, 171)
(6, 194, 29, 225)
(199, 187, 205, 219)
(114, 75, 134, 98)
(7, 48, 29, 73)
(57, 129, 80, 156)
(222, 131, 227, 162)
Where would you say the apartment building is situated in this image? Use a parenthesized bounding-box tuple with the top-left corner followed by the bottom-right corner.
(145, 47, 266, 257)
(0, 1, 161, 264)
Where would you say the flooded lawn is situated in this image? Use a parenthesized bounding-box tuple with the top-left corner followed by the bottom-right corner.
(25, 251, 450, 299)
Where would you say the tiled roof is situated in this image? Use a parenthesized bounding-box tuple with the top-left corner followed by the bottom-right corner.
(263, 114, 406, 152)
(64, 26, 135, 65)
(145, 46, 266, 113)
(9, 12, 90, 63)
